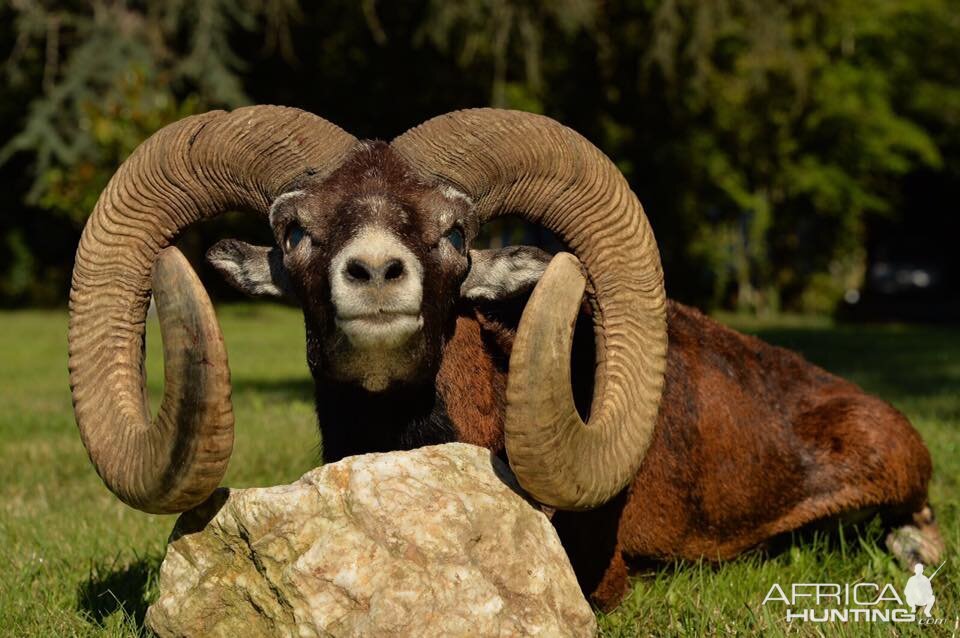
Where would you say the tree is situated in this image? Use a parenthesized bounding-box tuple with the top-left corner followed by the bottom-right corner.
(584, 0, 948, 313)
(1, 0, 958, 313)
(0, 0, 299, 303)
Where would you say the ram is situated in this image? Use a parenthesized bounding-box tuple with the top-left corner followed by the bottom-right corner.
(68, 106, 942, 609)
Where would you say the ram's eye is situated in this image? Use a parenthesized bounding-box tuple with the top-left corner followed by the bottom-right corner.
(284, 223, 306, 252)
(444, 227, 465, 254)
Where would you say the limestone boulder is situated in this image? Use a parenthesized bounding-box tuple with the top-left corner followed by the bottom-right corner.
(146, 443, 596, 637)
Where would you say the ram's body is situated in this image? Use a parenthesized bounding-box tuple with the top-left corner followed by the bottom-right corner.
(434, 300, 934, 607)
(205, 139, 942, 611)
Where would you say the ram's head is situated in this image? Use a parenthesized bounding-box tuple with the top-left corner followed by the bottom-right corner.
(68, 107, 667, 514)
(206, 142, 479, 394)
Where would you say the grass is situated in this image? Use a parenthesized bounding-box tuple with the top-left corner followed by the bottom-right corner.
(0, 304, 957, 637)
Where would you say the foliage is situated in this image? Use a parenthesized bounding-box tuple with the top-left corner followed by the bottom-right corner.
(0, 1, 299, 304)
(0, 0, 958, 312)
(586, 0, 953, 313)
(418, 0, 594, 109)
(1, 0, 298, 223)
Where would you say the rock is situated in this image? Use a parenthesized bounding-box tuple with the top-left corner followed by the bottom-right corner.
(146, 443, 596, 637)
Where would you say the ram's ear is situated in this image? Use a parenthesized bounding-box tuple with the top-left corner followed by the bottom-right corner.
(206, 239, 296, 301)
(460, 246, 553, 302)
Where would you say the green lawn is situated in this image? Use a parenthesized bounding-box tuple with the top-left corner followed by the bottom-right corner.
(0, 305, 957, 637)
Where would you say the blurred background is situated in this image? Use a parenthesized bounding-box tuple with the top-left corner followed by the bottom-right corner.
(2, 5, 959, 634)
(1, 0, 958, 320)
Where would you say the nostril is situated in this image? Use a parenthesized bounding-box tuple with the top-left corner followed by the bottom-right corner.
(384, 259, 405, 281)
(345, 259, 372, 283)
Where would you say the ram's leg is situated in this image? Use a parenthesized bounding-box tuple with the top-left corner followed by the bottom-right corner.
(793, 394, 943, 567)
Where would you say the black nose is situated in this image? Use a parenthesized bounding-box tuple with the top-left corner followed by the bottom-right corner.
(344, 258, 406, 285)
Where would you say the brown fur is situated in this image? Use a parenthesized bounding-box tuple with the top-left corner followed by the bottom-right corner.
(440, 300, 935, 609)
(436, 314, 506, 452)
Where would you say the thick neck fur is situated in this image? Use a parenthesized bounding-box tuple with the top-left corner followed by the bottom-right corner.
(311, 301, 524, 462)
(313, 379, 457, 462)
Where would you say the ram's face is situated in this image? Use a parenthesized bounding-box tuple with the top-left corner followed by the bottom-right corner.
(208, 142, 553, 393)
(267, 143, 476, 391)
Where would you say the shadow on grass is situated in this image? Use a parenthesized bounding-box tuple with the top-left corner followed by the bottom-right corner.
(77, 555, 161, 633)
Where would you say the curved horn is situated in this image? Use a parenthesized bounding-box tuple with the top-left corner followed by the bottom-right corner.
(391, 109, 667, 509)
(69, 106, 357, 513)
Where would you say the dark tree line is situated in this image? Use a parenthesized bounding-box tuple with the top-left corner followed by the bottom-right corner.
(1, 0, 958, 315)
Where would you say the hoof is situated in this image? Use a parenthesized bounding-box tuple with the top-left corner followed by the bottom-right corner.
(886, 506, 944, 570)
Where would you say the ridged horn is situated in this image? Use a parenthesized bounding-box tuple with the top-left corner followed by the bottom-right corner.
(68, 106, 357, 513)
(392, 109, 667, 509)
